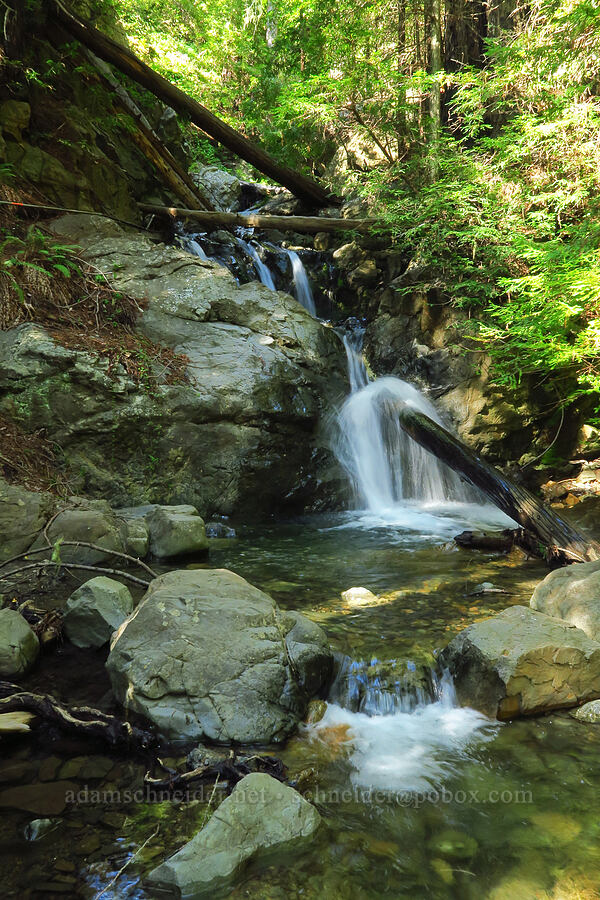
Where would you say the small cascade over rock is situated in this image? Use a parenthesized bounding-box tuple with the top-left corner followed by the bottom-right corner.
(177, 224, 325, 316)
(328, 655, 436, 714)
(285, 249, 316, 316)
(335, 325, 477, 511)
(236, 238, 276, 290)
(313, 658, 496, 791)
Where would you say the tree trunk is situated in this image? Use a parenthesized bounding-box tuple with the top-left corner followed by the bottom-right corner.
(137, 204, 378, 234)
(87, 51, 214, 211)
(50, 1, 334, 208)
(393, 404, 600, 565)
(428, 0, 442, 180)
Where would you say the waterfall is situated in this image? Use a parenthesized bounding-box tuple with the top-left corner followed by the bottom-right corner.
(237, 239, 276, 290)
(335, 329, 476, 512)
(180, 233, 210, 261)
(285, 249, 316, 316)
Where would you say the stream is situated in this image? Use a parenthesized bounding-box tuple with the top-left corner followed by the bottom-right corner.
(2, 238, 600, 899)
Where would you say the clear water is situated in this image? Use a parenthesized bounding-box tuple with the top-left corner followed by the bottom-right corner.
(2, 514, 600, 899)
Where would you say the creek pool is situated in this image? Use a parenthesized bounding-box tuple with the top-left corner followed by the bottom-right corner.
(2, 504, 600, 899)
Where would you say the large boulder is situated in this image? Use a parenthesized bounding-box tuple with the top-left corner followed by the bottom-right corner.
(63, 576, 134, 648)
(106, 569, 333, 742)
(0, 215, 346, 517)
(0, 609, 39, 677)
(530, 560, 600, 641)
(189, 164, 243, 211)
(147, 773, 320, 897)
(0, 478, 54, 562)
(28, 499, 123, 564)
(147, 505, 208, 559)
(439, 605, 600, 719)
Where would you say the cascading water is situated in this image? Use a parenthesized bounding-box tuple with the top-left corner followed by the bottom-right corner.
(313, 657, 496, 792)
(332, 324, 516, 537)
(236, 238, 276, 290)
(180, 233, 210, 262)
(285, 249, 316, 316)
(335, 327, 483, 513)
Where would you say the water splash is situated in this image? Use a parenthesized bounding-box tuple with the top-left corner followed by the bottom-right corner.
(285, 249, 316, 316)
(179, 232, 210, 261)
(237, 238, 276, 290)
(313, 661, 496, 792)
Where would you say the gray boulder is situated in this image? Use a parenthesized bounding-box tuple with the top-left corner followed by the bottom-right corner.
(440, 605, 600, 719)
(147, 505, 208, 559)
(0, 477, 54, 562)
(63, 577, 133, 648)
(189, 164, 242, 211)
(0, 609, 39, 677)
(0, 216, 346, 516)
(570, 699, 600, 723)
(147, 772, 320, 897)
(106, 568, 332, 742)
(531, 560, 600, 641)
(29, 499, 123, 564)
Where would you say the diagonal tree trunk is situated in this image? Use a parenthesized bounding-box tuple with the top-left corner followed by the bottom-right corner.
(50, 0, 334, 208)
(393, 403, 600, 565)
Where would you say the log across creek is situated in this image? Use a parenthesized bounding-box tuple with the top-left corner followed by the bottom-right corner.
(394, 403, 600, 565)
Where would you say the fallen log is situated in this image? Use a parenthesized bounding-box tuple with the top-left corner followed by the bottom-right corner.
(86, 50, 214, 211)
(0, 682, 157, 750)
(137, 204, 378, 234)
(51, 1, 334, 208)
(393, 404, 600, 565)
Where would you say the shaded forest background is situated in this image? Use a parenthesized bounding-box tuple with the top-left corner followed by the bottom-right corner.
(3, 0, 600, 428)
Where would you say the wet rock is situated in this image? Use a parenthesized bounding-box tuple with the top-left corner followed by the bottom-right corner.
(531, 560, 600, 641)
(147, 772, 320, 897)
(38, 757, 62, 782)
(341, 587, 380, 607)
(8, 216, 346, 516)
(147, 505, 209, 559)
(58, 756, 114, 780)
(107, 568, 333, 742)
(305, 699, 327, 724)
(205, 520, 236, 539)
(440, 605, 600, 719)
(0, 760, 36, 783)
(569, 699, 600, 723)
(0, 476, 55, 562)
(427, 829, 478, 861)
(0, 781, 78, 815)
(0, 608, 39, 677)
(63, 577, 133, 648)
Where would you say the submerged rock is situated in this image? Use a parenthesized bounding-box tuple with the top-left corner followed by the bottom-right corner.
(0, 609, 39, 677)
(341, 586, 380, 607)
(106, 568, 333, 742)
(147, 773, 320, 897)
(63, 577, 133, 649)
(530, 560, 600, 641)
(440, 605, 600, 719)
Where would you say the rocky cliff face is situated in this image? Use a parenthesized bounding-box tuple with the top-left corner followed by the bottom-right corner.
(0, 215, 347, 517)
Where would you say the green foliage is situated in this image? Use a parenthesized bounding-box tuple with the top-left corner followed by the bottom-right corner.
(90, 0, 600, 411)
(1, 227, 81, 303)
